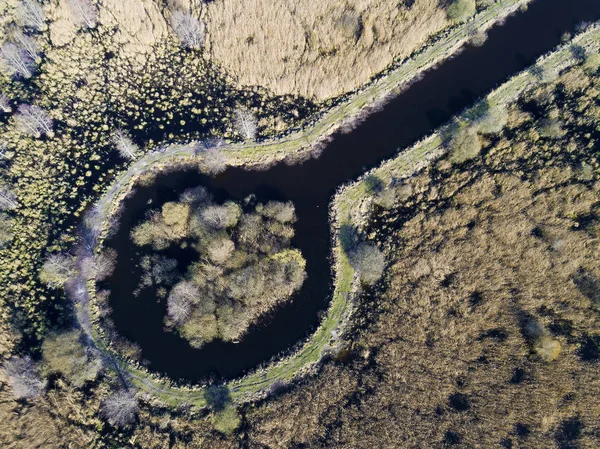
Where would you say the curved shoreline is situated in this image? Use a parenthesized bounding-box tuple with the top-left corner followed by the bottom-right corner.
(70, 0, 579, 408)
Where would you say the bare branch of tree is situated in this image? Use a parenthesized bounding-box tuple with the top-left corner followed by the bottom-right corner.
(233, 107, 258, 141)
(0, 93, 11, 113)
(201, 203, 240, 229)
(170, 11, 205, 49)
(0, 42, 35, 79)
(66, 0, 98, 29)
(101, 391, 138, 427)
(202, 148, 227, 175)
(11, 30, 40, 62)
(349, 243, 386, 285)
(3, 356, 46, 399)
(167, 289, 193, 325)
(111, 129, 139, 160)
(14, 104, 53, 136)
(0, 185, 18, 210)
(16, 0, 46, 31)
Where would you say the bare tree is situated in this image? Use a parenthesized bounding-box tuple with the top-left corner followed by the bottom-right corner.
(0, 93, 11, 113)
(0, 42, 35, 79)
(16, 0, 46, 31)
(101, 391, 138, 427)
(40, 253, 75, 288)
(167, 288, 193, 325)
(180, 185, 212, 205)
(3, 356, 46, 399)
(11, 30, 39, 62)
(0, 185, 18, 210)
(170, 11, 205, 49)
(81, 249, 117, 281)
(201, 203, 240, 229)
(208, 238, 235, 265)
(202, 148, 227, 175)
(349, 243, 385, 285)
(233, 107, 258, 141)
(66, 0, 98, 29)
(111, 129, 139, 160)
(14, 104, 53, 136)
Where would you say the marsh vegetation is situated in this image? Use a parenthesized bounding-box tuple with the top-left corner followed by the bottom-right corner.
(279, 56, 600, 449)
(0, 0, 597, 446)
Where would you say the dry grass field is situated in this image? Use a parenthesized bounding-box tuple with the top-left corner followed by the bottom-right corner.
(1, 0, 495, 101)
(205, 0, 450, 100)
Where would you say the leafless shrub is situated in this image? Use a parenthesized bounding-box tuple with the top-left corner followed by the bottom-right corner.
(40, 253, 75, 288)
(139, 255, 178, 287)
(448, 127, 482, 163)
(475, 104, 509, 135)
(94, 289, 112, 318)
(349, 243, 386, 285)
(3, 355, 46, 399)
(197, 137, 226, 153)
(14, 104, 53, 136)
(0, 185, 18, 210)
(202, 148, 227, 175)
(201, 203, 241, 229)
(16, 0, 46, 31)
(66, 0, 98, 29)
(469, 30, 488, 47)
(112, 129, 139, 160)
(170, 11, 205, 49)
(0, 93, 11, 113)
(256, 201, 296, 223)
(81, 249, 117, 281)
(0, 42, 35, 79)
(233, 107, 258, 141)
(101, 391, 138, 427)
(180, 185, 212, 205)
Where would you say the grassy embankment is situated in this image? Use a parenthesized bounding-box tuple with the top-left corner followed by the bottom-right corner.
(84, 0, 538, 407)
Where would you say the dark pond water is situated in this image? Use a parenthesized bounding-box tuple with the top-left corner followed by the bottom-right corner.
(104, 0, 600, 382)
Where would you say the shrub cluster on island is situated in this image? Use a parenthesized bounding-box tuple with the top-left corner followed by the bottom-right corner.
(130, 187, 306, 348)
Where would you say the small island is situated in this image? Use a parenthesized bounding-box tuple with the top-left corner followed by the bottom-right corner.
(131, 187, 306, 348)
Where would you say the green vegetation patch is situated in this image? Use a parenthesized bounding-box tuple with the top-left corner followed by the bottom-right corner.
(126, 187, 306, 348)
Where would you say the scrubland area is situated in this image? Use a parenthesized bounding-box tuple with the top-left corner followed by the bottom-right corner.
(293, 51, 600, 448)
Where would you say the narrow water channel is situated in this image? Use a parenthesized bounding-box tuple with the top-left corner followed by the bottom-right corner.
(105, 0, 600, 382)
